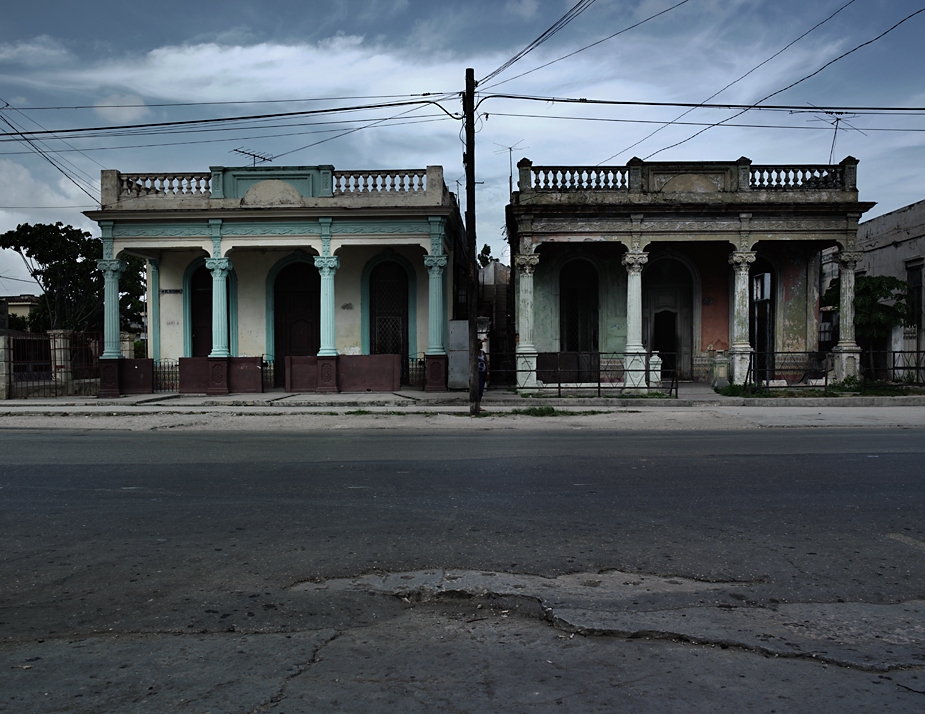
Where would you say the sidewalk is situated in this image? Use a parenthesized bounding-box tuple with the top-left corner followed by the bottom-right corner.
(3, 381, 925, 411)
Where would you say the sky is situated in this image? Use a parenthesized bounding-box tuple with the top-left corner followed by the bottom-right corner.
(2, 0, 924, 295)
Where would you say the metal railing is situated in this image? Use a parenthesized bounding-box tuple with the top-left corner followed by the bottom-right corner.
(9, 332, 102, 398)
(859, 350, 925, 387)
(487, 351, 678, 398)
(153, 359, 179, 392)
(261, 357, 275, 391)
(745, 351, 830, 394)
(408, 354, 425, 387)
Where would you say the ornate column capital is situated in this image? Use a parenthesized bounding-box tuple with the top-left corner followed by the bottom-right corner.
(314, 255, 340, 276)
(728, 250, 756, 274)
(836, 250, 863, 270)
(97, 258, 126, 278)
(622, 250, 648, 275)
(514, 253, 540, 275)
(206, 257, 233, 279)
(424, 254, 448, 276)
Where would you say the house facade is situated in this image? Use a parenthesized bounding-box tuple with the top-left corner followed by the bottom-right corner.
(85, 165, 466, 396)
(855, 198, 925, 354)
(506, 156, 874, 388)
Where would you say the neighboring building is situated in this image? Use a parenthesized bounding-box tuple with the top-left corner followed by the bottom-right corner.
(0, 294, 40, 327)
(856, 199, 925, 353)
(84, 165, 466, 396)
(506, 156, 874, 387)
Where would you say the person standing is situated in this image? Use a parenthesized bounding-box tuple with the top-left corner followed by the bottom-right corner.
(477, 339, 489, 413)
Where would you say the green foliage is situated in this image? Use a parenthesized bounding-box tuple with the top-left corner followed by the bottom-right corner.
(477, 243, 498, 268)
(0, 222, 145, 332)
(822, 275, 909, 342)
(6, 312, 29, 331)
(715, 383, 747, 397)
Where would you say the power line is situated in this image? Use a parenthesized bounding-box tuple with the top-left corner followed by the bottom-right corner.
(644, 5, 925, 159)
(485, 111, 925, 132)
(481, 0, 691, 91)
(480, 0, 599, 84)
(478, 93, 925, 114)
(598, 0, 857, 164)
(12, 92, 455, 111)
(0, 116, 454, 156)
(0, 98, 460, 140)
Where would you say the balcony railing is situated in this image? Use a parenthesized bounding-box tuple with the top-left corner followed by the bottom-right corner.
(119, 173, 212, 198)
(332, 169, 427, 195)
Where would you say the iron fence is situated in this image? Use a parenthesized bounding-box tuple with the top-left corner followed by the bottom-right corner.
(261, 357, 275, 391)
(9, 332, 102, 398)
(408, 354, 425, 387)
(487, 351, 678, 398)
(859, 350, 925, 387)
(153, 359, 179, 392)
(745, 352, 830, 394)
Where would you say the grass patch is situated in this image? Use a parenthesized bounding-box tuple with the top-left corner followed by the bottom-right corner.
(345, 409, 373, 415)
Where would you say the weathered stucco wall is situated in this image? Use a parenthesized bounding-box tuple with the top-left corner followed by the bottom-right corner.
(532, 244, 627, 353)
(686, 243, 731, 353)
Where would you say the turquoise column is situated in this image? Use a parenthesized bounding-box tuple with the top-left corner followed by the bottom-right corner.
(314, 256, 340, 356)
(148, 259, 160, 361)
(206, 257, 232, 357)
(97, 258, 126, 359)
(424, 255, 448, 354)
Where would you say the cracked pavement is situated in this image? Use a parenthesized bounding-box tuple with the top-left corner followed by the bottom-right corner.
(1, 418, 924, 711)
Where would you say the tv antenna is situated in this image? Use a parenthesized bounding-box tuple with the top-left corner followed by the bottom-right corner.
(494, 140, 528, 195)
(807, 106, 866, 163)
(231, 147, 273, 167)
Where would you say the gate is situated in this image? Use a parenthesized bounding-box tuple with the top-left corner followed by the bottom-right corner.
(9, 332, 102, 398)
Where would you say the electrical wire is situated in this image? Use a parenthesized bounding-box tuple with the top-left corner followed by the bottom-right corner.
(481, 0, 691, 91)
(0, 98, 461, 140)
(480, 0, 598, 84)
(643, 5, 925, 159)
(598, 0, 857, 164)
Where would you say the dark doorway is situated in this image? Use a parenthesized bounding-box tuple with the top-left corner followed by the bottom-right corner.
(652, 311, 677, 377)
(190, 265, 214, 357)
(370, 261, 409, 382)
(559, 260, 599, 382)
(750, 258, 775, 381)
(274, 262, 321, 385)
(642, 257, 693, 379)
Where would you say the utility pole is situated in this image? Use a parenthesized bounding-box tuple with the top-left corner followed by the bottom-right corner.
(464, 68, 479, 416)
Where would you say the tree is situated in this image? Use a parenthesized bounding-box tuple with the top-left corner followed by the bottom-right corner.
(0, 222, 145, 332)
(822, 274, 909, 344)
(477, 243, 499, 268)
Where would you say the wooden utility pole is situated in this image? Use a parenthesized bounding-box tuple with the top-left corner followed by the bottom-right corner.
(464, 68, 479, 415)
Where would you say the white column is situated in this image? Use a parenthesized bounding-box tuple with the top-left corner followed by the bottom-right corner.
(622, 251, 648, 390)
(206, 257, 232, 358)
(514, 253, 539, 388)
(728, 250, 756, 384)
(833, 250, 863, 380)
(314, 256, 340, 356)
(424, 255, 448, 354)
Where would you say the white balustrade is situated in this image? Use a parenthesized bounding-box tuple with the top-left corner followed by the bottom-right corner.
(332, 169, 427, 195)
(119, 173, 211, 198)
(749, 165, 844, 190)
(530, 166, 629, 190)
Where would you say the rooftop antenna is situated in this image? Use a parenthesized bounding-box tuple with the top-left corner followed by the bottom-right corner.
(231, 147, 273, 167)
(806, 105, 866, 163)
(493, 140, 528, 195)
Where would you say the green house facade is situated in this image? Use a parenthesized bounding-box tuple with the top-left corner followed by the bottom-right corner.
(85, 165, 466, 396)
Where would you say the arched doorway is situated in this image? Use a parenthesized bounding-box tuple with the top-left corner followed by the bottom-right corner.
(274, 262, 321, 385)
(643, 258, 694, 379)
(559, 259, 599, 382)
(369, 261, 410, 382)
(749, 257, 775, 381)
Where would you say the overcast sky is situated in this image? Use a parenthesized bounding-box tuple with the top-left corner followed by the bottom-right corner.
(2, 0, 924, 294)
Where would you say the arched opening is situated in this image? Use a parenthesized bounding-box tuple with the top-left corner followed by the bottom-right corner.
(274, 262, 321, 385)
(369, 261, 410, 382)
(750, 257, 776, 381)
(643, 257, 694, 379)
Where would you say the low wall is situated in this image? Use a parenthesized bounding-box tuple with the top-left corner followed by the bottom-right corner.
(179, 357, 209, 393)
(119, 358, 154, 394)
(228, 357, 263, 393)
(338, 354, 401, 392)
(286, 356, 318, 392)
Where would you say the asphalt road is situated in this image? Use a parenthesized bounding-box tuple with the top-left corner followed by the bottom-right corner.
(2, 426, 924, 712)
